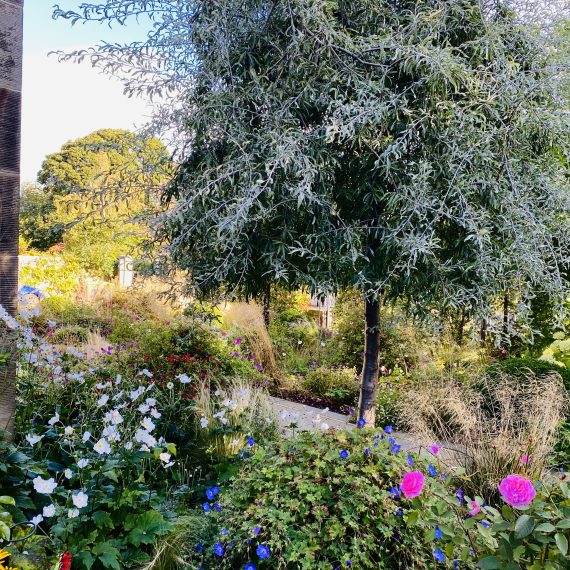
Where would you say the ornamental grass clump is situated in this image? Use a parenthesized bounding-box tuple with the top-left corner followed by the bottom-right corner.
(399, 371, 566, 501)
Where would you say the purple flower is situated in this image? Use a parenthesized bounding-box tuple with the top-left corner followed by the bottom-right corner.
(244, 564, 256, 570)
(391, 444, 401, 453)
(406, 454, 414, 467)
(339, 450, 349, 459)
(206, 488, 215, 500)
(357, 418, 366, 428)
(214, 502, 221, 511)
(433, 549, 445, 563)
(384, 425, 394, 434)
(256, 544, 270, 560)
(428, 464, 437, 477)
(364, 447, 371, 456)
(234, 338, 242, 345)
(248, 436, 255, 447)
(253, 526, 261, 536)
(202, 503, 211, 512)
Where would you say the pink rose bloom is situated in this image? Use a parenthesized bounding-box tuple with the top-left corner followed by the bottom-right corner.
(468, 500, 481, 516)
(401, 471, 425, 498)
(498, 474, 536, 508)
(428, 445, 440, 456)
(520, 454, 531, 465)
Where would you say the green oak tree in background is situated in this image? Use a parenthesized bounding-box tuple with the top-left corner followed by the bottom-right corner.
(54, 0, 570, 424)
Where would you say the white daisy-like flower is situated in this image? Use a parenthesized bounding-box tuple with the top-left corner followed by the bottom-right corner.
(159, 452, 171, 463)
(77, 459, 89, 469)
(26, 433, 43, 446)
(138, 403, 150, 414)
(72, 491, 88, 509)
(82, 431, 91, 443)
(47, 320, 57, 328)
(93, 438, 112, 455)
(140, 369, 153, 378)
(64, 426, 74, 436)
(47, 413, 59, 426)
(166, 382, 174, 389)
(64, 469, 73, 479)
(200, 417, 208, 428)
(31, 514, 43, 526)
(178, 374, 192, 384)
(146, 397, 157, 407)
(104, 409, 123, 425)
(129, 386, 145, 401)
(141, 417, 155, 432)
(115, 374, 122, 385)
(124, 441, 133, 450)
(33, 476, 57, 494)
(214, 389, 221, 396)
(150, 408, 161, 419)
(68, 508, 79, 519)
(97, 394, 109, 408)
(43, 504, 56, 518)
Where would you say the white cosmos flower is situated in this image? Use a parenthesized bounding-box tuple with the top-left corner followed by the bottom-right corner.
(178, 374, 191, 384)
(31, 514, 43, 526)
(64, 426, 74, 436)
(159, 452, 171, 463)
(129, 386, 145, 401)
(33, 476, 58, 494)
(102, 425, 121, 442)
(145, 398, 157, 407)
(138, 403, 150, 414)
(150, 408, 161, 419)
(104, 409, 123, 425)
(140, 369, 153, 378)
(72, 491, 88, 508)
(47, 413, 59, 426)
(26, 433, 43, 446)
(82, 431, 91, 443)
(68, 508, 79, 519)
(97, 394, 109, 408)
(77, 459, 89, 468)
(47, 320, 57, 328)
(115, 374, 122, 385)
(200, 417, 208, 428)
(93, 438, 112, 455)
(43, 504, 56, 517)
(166, 382, 174, 389)
(124, 441, 133, 450)
(64, 469, 73, 479)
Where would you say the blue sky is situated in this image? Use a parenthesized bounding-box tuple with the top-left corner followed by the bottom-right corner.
(22, 1, 154, 181)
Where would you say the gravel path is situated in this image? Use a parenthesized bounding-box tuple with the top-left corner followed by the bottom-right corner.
(268, 395, 423, 453)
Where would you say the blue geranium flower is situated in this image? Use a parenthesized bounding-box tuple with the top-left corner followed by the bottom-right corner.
(206, 488, 215, 500)
(346, 561, 352, 567)
(428, 464, 437, 477)
(364, 447, 371, 456)
(395, 508, 403, 516)
(248, 436, 255, 446)
(214, 502, 222, 511)
(391, 444, 401, 453)
(256, 544, 270, 560)
(406, 454, 414, 467)
(222, 528, 229, 535)
(213, 543, 225, 557)
(457, 488, 464, 504)
(253, 525, 261, 536)
(212, 486, 220, 495)
(357, 418, 366, 428)
(195, 543, 203, 553)
(339, 450, 349, 459)
(202, 503, 211, 512)
(389, 486, 401, 498)
(244, 564, 256, 570)
(384, 425, 394, 434)
(433, 548, 445, 563)
(435, 526, 442, 540)
(388, 437, 396, 445)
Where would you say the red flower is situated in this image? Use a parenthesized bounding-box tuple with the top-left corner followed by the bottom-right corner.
(59, 552, 72, 570)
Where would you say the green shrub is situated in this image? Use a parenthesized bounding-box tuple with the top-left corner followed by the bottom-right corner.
(186, 429, 570, 569)
(301, 366, 359, 406)
(486, 357, 570, 393)
(51, 324, 90, 345)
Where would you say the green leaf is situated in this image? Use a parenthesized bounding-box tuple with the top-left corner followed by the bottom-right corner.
(74, 551, 95, 570)
(555, 533, 568, 556)
(478, 556, 502, 569)
(0, 496, 15, 506)
(556, 519, 570, 529)
(91, 511, 114, 529)
(124, 511, 170, 546)
(0, 521, 11, 540)
(534, 523, 556, 533)
(92, 542, 121, 570)
(515, 515, 535, 539)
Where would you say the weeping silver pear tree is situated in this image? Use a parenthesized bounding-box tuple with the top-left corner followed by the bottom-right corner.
(55, 0, 570, 425)
(0, 0, 23, 437)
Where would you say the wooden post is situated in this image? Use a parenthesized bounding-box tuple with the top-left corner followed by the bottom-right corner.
(0, 0, 23, 437)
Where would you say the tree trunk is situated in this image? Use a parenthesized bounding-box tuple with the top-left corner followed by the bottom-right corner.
(0, 0, 23, 438)
(262, 284, 270, 329)
(502, 294, 509, 349)
(357, 296, 380, 426)
(456, 307, 466, 346)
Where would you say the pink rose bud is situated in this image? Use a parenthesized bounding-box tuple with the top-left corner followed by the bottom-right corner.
(401, 471, 425, 499)
(429, 445, 440, 456)
(520, 454, 531, 465)
(498, 474, 536, 508)
(468, 500, 481, 516)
